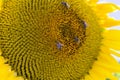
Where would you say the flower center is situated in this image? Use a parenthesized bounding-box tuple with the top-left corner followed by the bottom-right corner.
(0, 0, 102, 80)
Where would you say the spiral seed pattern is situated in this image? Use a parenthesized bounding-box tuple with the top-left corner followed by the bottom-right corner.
(0, 0, 102, 80)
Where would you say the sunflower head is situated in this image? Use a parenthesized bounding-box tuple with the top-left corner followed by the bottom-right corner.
(0, 0, 120, 80)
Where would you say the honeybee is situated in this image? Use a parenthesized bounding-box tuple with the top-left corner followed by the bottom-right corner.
(61, 2, 70, 9)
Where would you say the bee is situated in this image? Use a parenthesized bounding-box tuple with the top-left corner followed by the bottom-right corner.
(61, 2, 70, 9)
(74, 37, 79, 43)
(83, 21, 87, 29)
(56, 41, 64, 50)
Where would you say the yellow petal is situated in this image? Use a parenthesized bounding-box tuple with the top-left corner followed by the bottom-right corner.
(99, 49, 119, 64)
(96, 60, 120, 72)
(85, 46, 120, 80)
(93, 3, 120, 28)
(103, 40, 120, 50)
(103, 30, 120, 41)
(86, 0, 98, 4)
(96, 50, 120, 71)
(100, 18, 120, 27)
(110, 49, 120, 57)
(102, 30, 120, 50)
(0, 55, 24, 80)
(95, 3, 120, 14)
(89, 71, 100, 80)
(93, 66, 118, 80)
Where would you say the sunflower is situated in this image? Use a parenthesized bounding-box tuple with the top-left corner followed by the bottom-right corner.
(0, 0, 120, 80)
